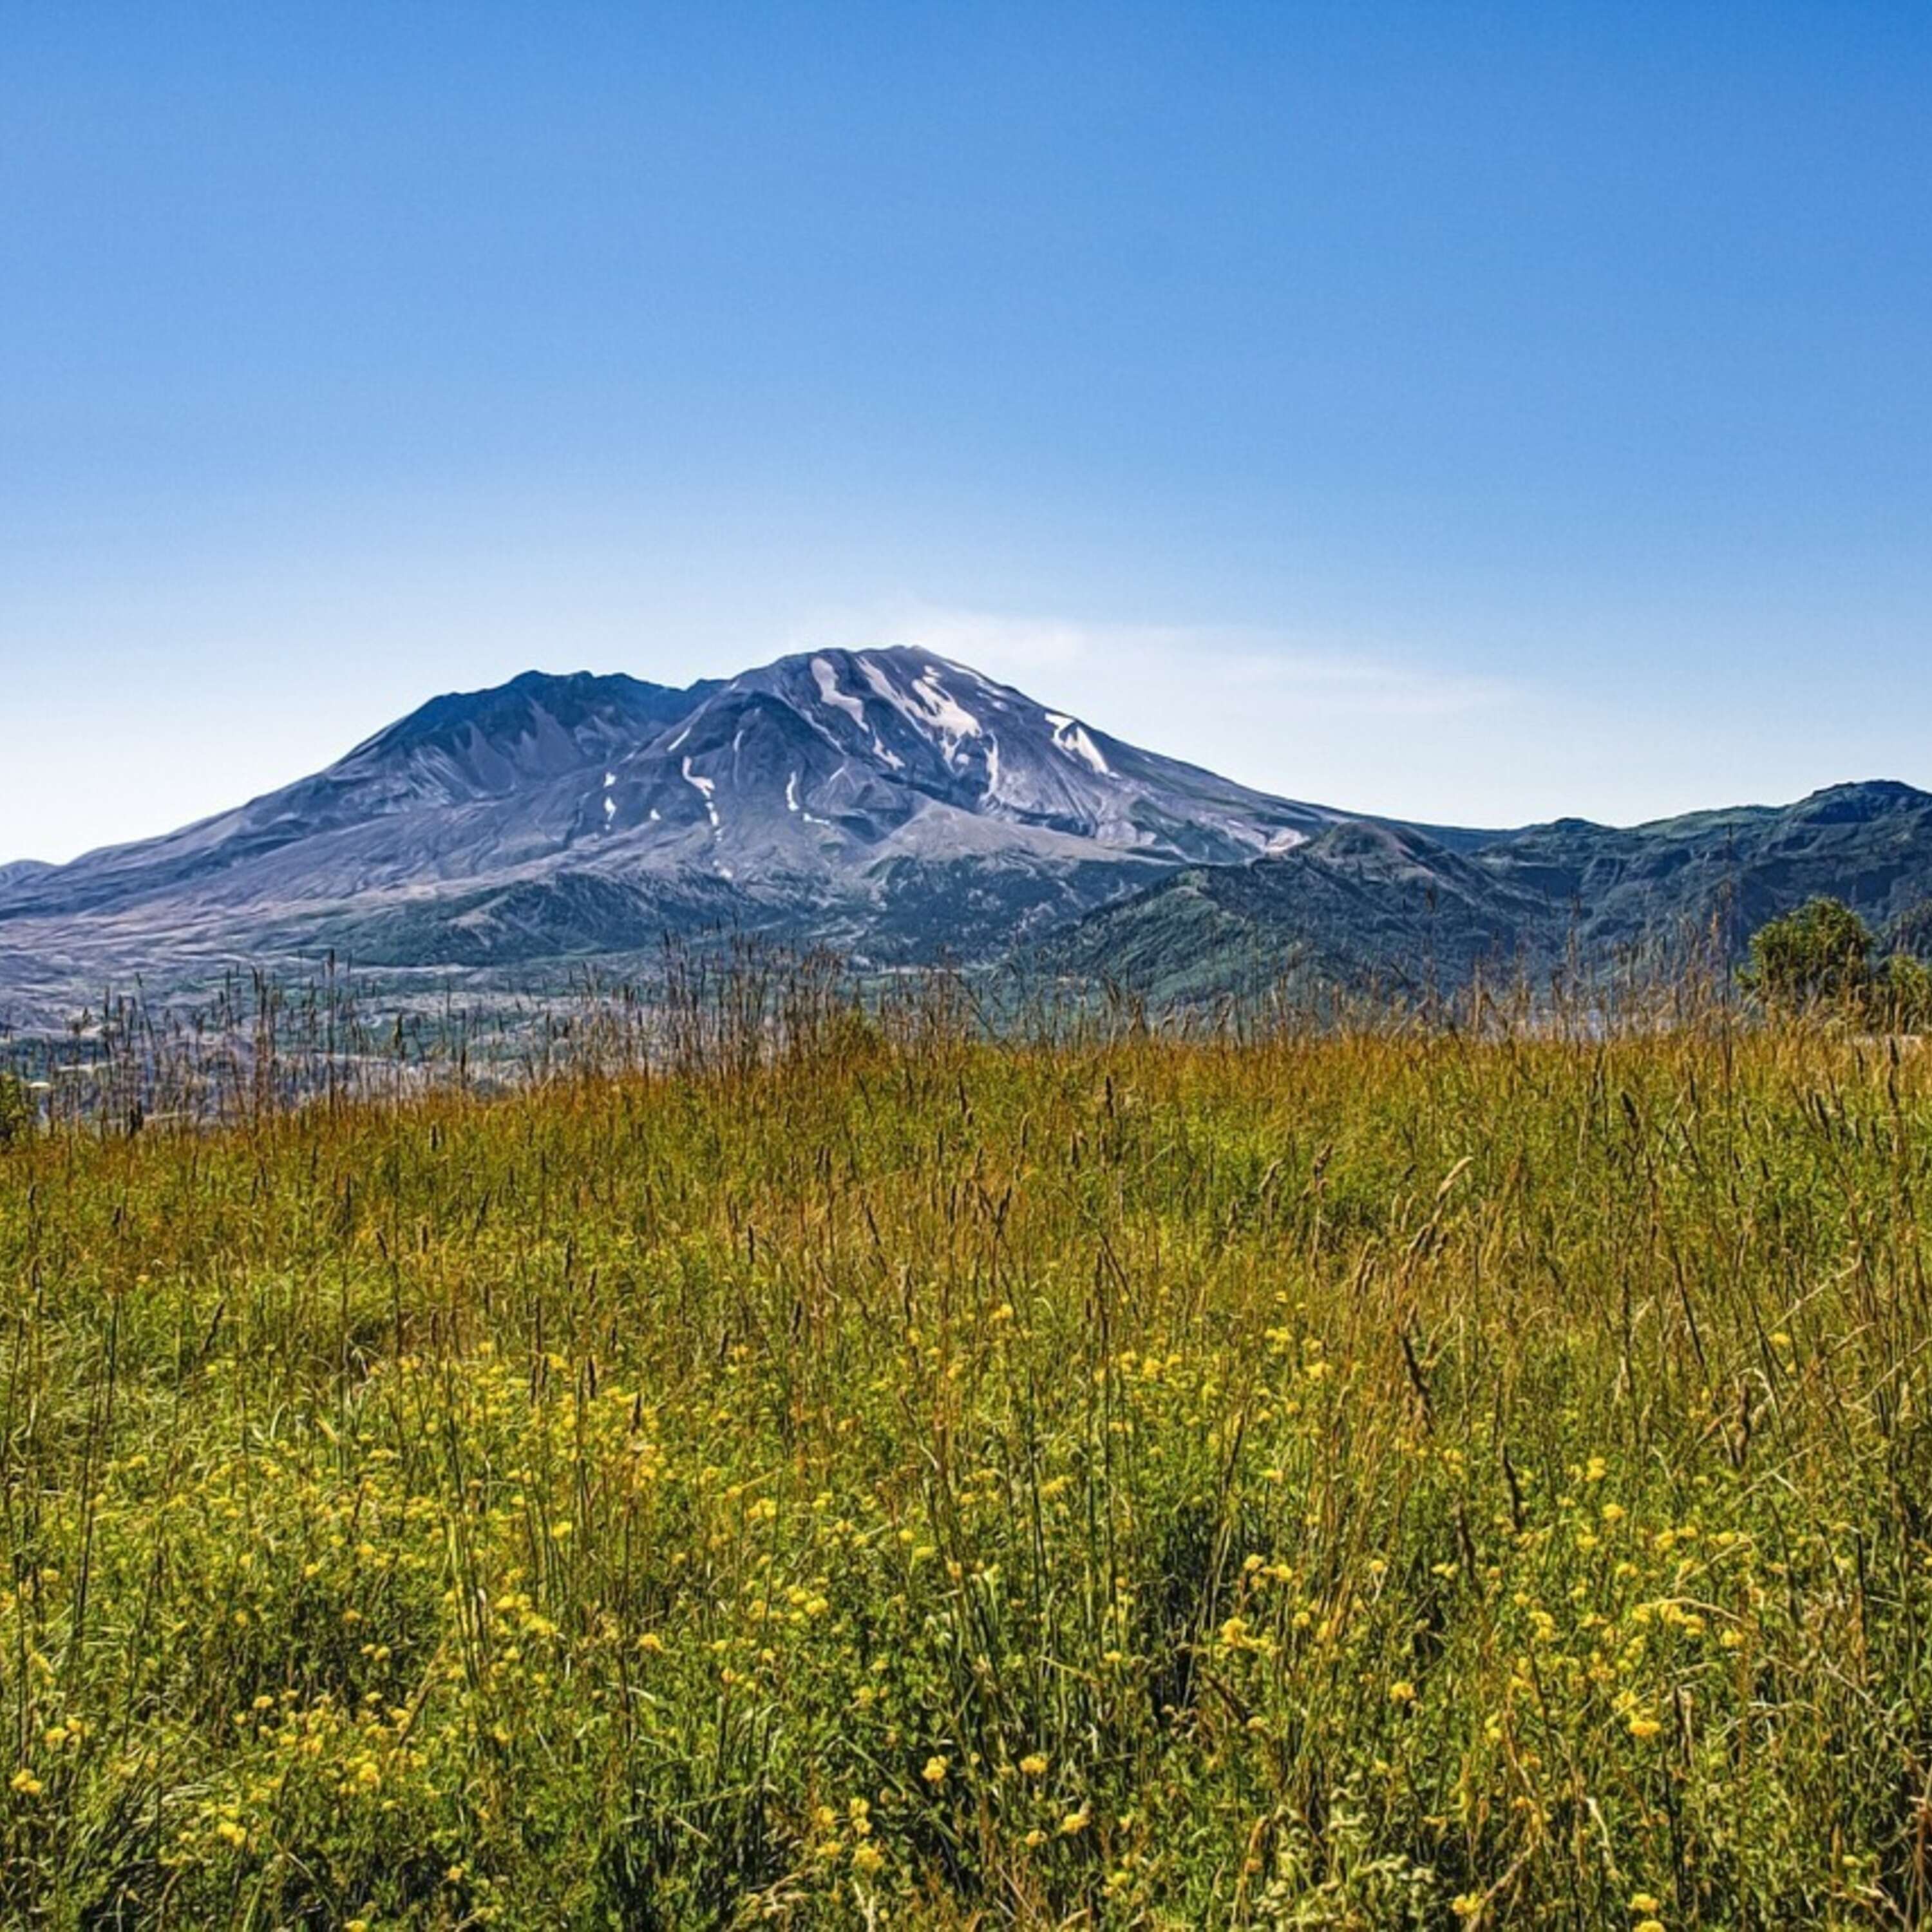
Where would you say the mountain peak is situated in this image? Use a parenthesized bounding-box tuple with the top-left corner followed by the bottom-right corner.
(0, 647, 1343, 991)
(301, 669, 723, 825)
(6, 649, 1932, 1023)
(635, 645, 1332, 866)
(352, 668, 710, 770)
(1789, 779, 1931, 824)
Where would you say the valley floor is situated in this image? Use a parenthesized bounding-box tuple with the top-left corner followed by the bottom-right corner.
(1, 1006, 1928, 1926)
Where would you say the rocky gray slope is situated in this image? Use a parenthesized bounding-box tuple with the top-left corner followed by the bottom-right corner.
(5, 650, 1929, 1025)
(0, 649, 1351, 1019)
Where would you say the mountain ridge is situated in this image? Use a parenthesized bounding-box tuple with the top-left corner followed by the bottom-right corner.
(0, 647, 1352, 1016)
(1045, 777, 1932, 1003)
(4, 651, 1930, 1024)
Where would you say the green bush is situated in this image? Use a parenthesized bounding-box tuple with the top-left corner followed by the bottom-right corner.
(1741, 898, 1932, 1032)
(1740, 897, 1873, 1007)
(1879, 951, 1932, 1032)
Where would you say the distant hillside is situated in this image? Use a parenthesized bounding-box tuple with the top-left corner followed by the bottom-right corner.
(1043, 781, 1932, 1003)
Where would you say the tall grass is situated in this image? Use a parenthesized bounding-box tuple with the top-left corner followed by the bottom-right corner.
(0, 972, 1928, 1926)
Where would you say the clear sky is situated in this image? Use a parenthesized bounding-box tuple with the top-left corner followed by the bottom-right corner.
(4, 2, 1929, 862)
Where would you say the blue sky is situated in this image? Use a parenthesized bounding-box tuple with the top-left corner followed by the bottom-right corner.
(4, 3, 1929, 861)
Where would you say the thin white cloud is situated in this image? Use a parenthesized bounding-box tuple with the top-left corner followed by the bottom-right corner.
(776, 599, 1929, 828)
(873, 603, 1511, 721)
(768, 598, 1536, 823)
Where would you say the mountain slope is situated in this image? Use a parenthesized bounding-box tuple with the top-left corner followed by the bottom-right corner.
(0, 648, 1352, 1012)
(1045, 781, 1932, 1003)
(1, 672, 719, 922)
(7, 652, 1931, 1026)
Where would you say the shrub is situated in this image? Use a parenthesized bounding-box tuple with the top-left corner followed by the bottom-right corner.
(1879, 951, 1932, 1032)
(1740, 897, 1874, 1008)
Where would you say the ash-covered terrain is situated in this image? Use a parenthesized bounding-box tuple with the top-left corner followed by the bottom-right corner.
(0, 649, 1347, 1021)
(5, 647, 1931, 1025)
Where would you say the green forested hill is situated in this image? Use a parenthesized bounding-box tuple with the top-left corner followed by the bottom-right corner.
(1046, 780, 1932, 1001)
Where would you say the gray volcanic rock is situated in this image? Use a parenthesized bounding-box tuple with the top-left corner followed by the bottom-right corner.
(0, 671, 719, 921)
(0, 648, 1349, 1016)
(578, 649, 1337, 884)
(6, 650, 1929, 1027)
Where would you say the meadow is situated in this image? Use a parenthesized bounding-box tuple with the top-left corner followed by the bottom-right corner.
(1, 984, 1929, 1926)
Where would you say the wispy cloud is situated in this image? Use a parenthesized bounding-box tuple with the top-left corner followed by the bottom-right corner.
(770, 598, 1535, 822)
(849, 602, 1513, 722)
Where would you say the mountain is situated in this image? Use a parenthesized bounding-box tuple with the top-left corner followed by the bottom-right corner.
(6, 651, 1931, 1028)
(1044, 781, 1932, 1003)
(0, 648, 1354, 1018)
(1041, 819, 1559, 1003)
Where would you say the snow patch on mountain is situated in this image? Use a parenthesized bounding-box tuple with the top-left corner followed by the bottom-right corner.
(811, 657, 867, 728)
(1045, 713, 1110, 775)
(855, 656, 899, 706)
(848, 653, 987, 769)
(682, 755, 720, 829)
(911, 668, 981, 744)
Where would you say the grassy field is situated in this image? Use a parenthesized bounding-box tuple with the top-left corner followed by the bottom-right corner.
(2, 998, 1930, 1926)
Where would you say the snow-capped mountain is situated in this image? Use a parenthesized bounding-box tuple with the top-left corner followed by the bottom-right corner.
(8, 649, 1932, 1025)
(0, 648, 1350, 1007)
(590, 648, 1336, 874)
